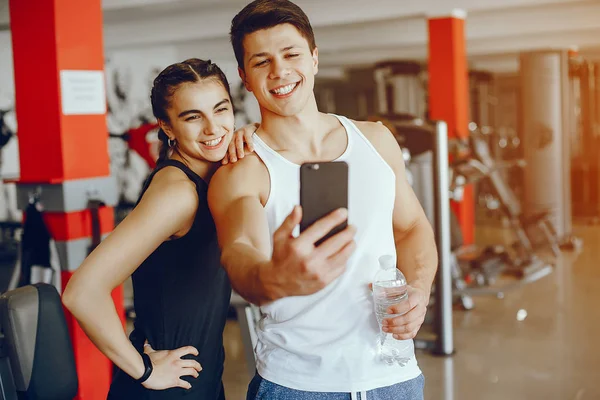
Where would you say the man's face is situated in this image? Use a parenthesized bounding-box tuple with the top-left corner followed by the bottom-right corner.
(239, 23, 318, 117)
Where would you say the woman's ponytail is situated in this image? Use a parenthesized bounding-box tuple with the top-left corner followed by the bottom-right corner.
(156, 128, 170, 164)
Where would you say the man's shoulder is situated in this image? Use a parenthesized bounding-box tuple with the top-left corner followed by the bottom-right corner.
(341, 117, 402, 170)
(209, 153, 268, 197)
(218, 153, 265, 176)
(346, 118, 396, 147)
(351, 119, 390, 135)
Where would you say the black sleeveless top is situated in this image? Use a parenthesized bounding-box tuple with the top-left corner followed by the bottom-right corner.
(108, 160, 231, 400)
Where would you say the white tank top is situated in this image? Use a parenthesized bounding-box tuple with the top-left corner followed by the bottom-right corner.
(252, 115, 421, 392)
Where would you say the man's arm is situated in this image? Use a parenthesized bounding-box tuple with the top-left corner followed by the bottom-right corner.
(357, 121, 438, 340)
(208, 155, 356, 306)
(208, 156, 275, 305)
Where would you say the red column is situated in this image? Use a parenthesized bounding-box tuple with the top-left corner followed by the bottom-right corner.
(9, 0, 122, 398)
(428, 9, 474, 245)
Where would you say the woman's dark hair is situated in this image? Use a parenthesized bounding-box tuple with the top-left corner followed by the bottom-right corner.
(150, 58, 232, 163)
(230, 0, 317, 71)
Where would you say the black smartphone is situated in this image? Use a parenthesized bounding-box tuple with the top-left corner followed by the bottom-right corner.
(299, 161, 349, 246)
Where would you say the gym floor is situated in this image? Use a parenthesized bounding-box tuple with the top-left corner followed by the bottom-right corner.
(220, 223, 600, 400)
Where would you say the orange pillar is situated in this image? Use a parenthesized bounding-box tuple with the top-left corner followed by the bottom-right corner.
(428, 9, 474, 244)
(9, 0, 122, 398)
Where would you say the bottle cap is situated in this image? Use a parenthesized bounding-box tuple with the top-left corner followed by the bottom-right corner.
(378, 255, 395, 270)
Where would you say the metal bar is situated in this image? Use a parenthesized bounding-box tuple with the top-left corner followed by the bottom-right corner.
(595, 63, 600, 218)
(432, 120, 454, 355)
(15, 176, 118, 213)
(229, 293, 257, 379)
(560, 51, 573, 235)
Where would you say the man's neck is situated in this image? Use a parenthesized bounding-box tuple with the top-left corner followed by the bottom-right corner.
(258, 97, 329, 155)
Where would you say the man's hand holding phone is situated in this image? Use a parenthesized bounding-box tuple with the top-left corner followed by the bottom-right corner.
(260, 206, 356, 299)
(258, 161, 355, 299)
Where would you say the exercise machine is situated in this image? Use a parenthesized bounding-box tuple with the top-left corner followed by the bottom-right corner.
(0, 283, 78, 399)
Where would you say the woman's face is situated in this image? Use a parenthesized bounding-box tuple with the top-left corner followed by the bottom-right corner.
(161, 79, 235, 163)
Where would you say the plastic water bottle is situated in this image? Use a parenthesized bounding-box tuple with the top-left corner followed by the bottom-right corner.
(372, 255, 413, 366)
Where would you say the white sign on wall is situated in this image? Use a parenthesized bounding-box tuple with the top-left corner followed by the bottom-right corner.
(60, 70, 107, 115)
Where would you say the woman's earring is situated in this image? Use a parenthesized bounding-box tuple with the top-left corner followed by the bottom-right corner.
(168, 138, 175, 148)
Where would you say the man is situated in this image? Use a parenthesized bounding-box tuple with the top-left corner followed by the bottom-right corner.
(208, 1, 437, 398)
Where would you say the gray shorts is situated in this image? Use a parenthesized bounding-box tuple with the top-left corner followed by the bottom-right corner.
(246, 374, 425, 400)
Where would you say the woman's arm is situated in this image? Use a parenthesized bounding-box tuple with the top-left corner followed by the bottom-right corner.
(62, 168, 202, 390)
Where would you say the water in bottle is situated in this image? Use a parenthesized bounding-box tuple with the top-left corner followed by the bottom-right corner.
(372, 255, 414, 366)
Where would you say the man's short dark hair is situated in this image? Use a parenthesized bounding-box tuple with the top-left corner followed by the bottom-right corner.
(230, 0, 317, 71)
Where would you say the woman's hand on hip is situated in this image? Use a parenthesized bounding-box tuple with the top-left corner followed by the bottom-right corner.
(141, 342, 202, 390)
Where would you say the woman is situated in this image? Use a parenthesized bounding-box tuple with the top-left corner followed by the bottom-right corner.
(63, 58, 256, 399)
